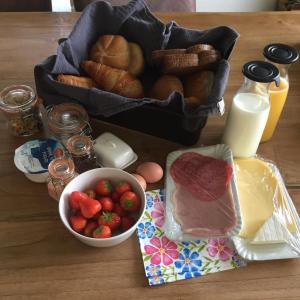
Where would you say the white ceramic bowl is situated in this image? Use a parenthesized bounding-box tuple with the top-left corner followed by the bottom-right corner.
(59, 168, 146, 247)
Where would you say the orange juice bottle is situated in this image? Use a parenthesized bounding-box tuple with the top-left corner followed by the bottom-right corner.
(261, 44, 299, 142)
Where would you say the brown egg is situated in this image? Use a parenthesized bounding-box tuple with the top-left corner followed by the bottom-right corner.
(136, 162, 164, 184)
(131, 173, 147, 191)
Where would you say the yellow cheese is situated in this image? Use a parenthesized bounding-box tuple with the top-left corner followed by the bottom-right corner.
(234, 158, 296, 239)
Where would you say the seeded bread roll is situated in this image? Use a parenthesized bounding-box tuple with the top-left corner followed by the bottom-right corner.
(151, 49, 186, 66)
(161, 53, 199, 75)
(150, 75, 183, 100)
(186, 43, 215, 54)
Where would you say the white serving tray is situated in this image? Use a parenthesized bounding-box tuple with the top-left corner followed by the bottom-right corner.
(163, 144, 242, 241)
(232, 161, 300, 261)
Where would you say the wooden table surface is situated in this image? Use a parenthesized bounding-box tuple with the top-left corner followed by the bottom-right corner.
(0, 11, 300, 300)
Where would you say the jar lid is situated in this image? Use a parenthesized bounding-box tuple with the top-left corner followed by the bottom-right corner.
(48, 158, 75, 179)
(66, 135, 93, 157)
(264, 43, 299, 65)
(242, 61, 280, 86)
(47, 103, 89, 134)
(0, 85, 36, 112)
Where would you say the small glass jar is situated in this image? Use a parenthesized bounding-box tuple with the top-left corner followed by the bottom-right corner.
(0, 85, 40, 136)
(261, 43, 299, 142)
(66, 135, 98, 173)
(47, 103, 92, 146)
(222, 61, 280, 158)
(47, 157, 77, 201)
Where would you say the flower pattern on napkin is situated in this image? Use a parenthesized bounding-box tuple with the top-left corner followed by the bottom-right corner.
(137, 190, 246, 285)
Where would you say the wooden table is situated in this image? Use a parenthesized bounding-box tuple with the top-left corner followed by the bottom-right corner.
(0, 11, 300, 299)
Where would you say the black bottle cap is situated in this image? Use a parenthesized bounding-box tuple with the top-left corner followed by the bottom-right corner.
(264, 43, 299, 64)
(242, 61, 280, 86)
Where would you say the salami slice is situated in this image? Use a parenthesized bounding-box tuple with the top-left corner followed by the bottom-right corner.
(170, 152, 233, 201)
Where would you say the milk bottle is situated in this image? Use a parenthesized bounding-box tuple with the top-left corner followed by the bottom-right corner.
(222, 61, 280, 157)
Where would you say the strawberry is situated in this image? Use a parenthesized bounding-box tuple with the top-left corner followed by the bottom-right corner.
(79, 197, 102, 218)
(99, 197, 114, 212)
(70, 215, 87, 232)
(84, 189, 96, 199)
(83, 220, 98, 237)
(113, 203, 128, 217)
(121, 216, 135, 231)
(115, 181, 132, 195)
(111, 191, 120, 203)
(69, 191, 89, 210)
(96, 179, 112, 196)
(93, 226, 111, 238)
(120, 191, 141, 212)
(98, 212, 121, 231)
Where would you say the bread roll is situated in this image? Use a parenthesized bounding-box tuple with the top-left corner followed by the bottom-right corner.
(186, 44, 215, 54)
(151, 49, 186, 66)
(150, 75, 183, 100)
(90, 35, 130, 70)
(184, 71, 214, 107)
(128, 42, 145, 76)
(162, 53, 199, 75)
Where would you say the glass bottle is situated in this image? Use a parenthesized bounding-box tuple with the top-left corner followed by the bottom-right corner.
(47, 157, 77, 201)
(222, 61, 280, 158)
(47, 103, 92, 146)
(66, 135, 98, 173)
(0, 85, 40, 136)
(261, 43, 299, 142)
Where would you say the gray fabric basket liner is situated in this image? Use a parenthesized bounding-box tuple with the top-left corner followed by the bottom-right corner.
(34, 0, 239, 132)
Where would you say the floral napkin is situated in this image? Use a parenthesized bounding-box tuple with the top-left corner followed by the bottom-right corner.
(136, 190, 246, 286)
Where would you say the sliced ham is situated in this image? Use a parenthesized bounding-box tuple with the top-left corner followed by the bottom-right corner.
(172, 185, 236, 237)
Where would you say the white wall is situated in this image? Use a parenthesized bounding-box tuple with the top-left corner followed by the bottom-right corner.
(196, 0, 278, 12)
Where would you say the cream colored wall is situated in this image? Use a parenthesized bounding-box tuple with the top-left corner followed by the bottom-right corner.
(196, 0, 278, 12)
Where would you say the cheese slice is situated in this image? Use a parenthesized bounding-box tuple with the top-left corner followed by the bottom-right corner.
(234, 158, 296, 239)
(251, 214, 290, 244)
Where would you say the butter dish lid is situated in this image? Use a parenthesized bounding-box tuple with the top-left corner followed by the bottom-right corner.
(93, 132, 137, 169)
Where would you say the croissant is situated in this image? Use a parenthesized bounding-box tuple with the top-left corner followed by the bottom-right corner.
(81, 60, 144, 99)
(57, 74, 97, 89)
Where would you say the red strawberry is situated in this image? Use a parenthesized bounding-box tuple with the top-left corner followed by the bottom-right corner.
(84, 189, 96, 199)
(111, 191, 120, 203)
(96, 179, 112, 196)
(120, 191, 141, 212)
(69, 191, 89, 210)
(115, 181, 132, 195)
(70, 215, 87, 232)
(83, 220, 98, 237)
(99, 197, 114, 212)
(113, 203, 128, 217)
(98, 212, 121, 231)
(92, 225, 111, 238)
(121, 216, 135, 231)
(79, 197, 102, 218)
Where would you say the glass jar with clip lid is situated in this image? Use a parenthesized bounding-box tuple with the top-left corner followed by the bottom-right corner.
(0, 85, 40, 136)
(47, 103, 92, 146)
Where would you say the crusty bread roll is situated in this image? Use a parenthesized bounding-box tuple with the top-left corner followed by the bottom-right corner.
(81, 60, 144, 99)
(57, 74, 97, 89)
(162, 53, 199, 75)
(128, 42, 145, 76)
(90, 35, 130, 70)
(151, 49, 186, 66)
(184, 71, 214, 107)
(150, 75, 183, 100)
(186, 43, 214, 54)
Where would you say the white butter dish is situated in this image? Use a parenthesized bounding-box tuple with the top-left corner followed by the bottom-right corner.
(93, 132, 137, 169)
